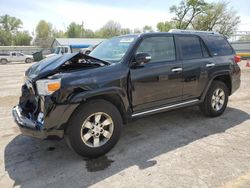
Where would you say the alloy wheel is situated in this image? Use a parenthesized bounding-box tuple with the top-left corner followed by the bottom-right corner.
(211, 88, 225, 111)
(80, 112, 114, 148)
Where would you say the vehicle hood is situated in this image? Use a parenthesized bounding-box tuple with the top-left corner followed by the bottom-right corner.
(26, 55, 33, 58)
(25, 53, 77, 81)
(25, 53, 110, 81)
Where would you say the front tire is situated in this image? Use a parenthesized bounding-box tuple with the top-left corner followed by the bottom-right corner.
(65, 99, 123, 158)
(200, 81, 229, 117)
(25, 58, 32, 63)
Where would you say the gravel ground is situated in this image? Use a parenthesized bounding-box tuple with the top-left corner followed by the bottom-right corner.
(0, 61, 250, 188)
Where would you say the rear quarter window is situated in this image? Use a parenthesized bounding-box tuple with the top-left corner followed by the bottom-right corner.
(203, 36, 234, 56)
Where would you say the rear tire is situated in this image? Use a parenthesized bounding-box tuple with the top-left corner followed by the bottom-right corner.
(200, 81, 229, 117)
(0, 59, 8, 64)
(65, 99, 123, 158)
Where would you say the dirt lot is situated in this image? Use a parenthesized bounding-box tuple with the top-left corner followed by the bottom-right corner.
(0, 61, 250, 188)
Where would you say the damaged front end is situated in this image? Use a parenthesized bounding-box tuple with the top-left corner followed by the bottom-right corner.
(12, 79, 64, 138)
(12, 53, 107, 139)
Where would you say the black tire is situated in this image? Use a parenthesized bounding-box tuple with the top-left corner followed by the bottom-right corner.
(0, 59, 8, 64)
(65, 99, 123, 158)
(25, 58, 32, 63)
(200, 80, 229, 117)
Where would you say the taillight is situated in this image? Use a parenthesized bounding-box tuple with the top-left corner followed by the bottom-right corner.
(234, 55, 241, 63)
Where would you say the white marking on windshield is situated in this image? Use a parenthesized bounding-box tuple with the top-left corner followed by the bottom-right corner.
(120, 38, 135, 43)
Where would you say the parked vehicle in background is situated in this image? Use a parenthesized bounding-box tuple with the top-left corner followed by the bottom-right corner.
(80, 44, 99, 55)
(45, 45, 93, 58)
(0, 51, 33, 64)
(12, 30, 241, 158)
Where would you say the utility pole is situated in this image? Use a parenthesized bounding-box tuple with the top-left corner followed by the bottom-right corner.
(81, 21, 84, 38)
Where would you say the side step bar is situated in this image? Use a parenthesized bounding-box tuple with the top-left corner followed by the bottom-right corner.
(132, 99, 199, 117)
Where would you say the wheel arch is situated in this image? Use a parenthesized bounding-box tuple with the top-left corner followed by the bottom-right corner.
(84, 94, 128, 124)
(201, 72, 232, 101)
(67, 88, 130, 125)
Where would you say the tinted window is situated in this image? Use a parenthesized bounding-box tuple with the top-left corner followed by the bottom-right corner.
(136, 36, 176, 63)
(178, 36, 203, 60)
(203, 36, 233, 56)
(201, 40, 210, 58)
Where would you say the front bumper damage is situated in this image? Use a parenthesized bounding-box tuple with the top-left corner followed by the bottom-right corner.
(12, 105, 64, 139)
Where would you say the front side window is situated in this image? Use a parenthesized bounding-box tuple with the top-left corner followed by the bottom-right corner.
(178, 36, 203, 60)
(90, 36, 137, 63)
(136, 36, 176, 63)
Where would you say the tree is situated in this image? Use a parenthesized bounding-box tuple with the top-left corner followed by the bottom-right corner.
(98, 20, 121, 38)
(170, 0, 207, 29)
(157, 21, 174, 32)
(83, 29, 96, 38)
(192, 2, 240, 36)
(133, 28, 142, 34)
(0, 29, 12, 45)
(0, 14, 22, 33)
(13, 31, 32, 45)
(52, 29, 66, 38)
(142, 25, 154, 33)
(34, 20, 53, 47)
(0, 14, 25, 45)
(66, 22, 83, 38)
(121, 28, 131, 35)
(239, 35, 250, 41)
(35, 20, 52, 38)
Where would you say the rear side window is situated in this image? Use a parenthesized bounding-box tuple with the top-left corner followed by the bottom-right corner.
(178, 36, 203, 60)
(203, 36, 233, 56)
(136, 36, 176, 63)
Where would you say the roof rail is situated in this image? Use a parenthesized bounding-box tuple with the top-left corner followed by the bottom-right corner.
(169, 29, 220, 35)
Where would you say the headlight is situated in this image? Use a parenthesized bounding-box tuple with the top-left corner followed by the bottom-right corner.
(36, 79, 61, 96)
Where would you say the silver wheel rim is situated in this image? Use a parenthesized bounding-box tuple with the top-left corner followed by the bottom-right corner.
(211, 88, 225, 111)
(80, 112, 114, 148)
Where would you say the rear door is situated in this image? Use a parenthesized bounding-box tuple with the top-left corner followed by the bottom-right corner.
(176, 35, 214, 100)
(130, 35, 183, 112)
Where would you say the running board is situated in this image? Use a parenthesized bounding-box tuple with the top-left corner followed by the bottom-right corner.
(132, 99, 199, 117)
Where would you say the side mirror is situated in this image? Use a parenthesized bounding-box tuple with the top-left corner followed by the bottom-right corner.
(134, 53, 151, 66)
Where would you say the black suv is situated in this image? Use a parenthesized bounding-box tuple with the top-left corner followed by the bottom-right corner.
(12, 30, 241, 158)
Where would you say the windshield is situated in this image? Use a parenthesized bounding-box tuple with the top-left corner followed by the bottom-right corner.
(89, 36, 136, 63)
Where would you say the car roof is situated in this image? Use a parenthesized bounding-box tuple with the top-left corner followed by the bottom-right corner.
(119, 31, 222, 39)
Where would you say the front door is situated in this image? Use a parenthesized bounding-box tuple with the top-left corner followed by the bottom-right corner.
(130, 35, 183, 112)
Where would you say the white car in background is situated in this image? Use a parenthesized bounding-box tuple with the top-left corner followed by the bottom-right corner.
(0, 51, 33, 64)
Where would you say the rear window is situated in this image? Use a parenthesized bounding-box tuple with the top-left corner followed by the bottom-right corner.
(203, 36, 234, 56)
(178, 36, 203, 60)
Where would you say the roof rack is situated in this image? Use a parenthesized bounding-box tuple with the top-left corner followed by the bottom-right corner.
(169, 29, 220, 35)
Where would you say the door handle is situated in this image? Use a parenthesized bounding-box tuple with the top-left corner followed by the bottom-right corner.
(206, 63, 215, 68)
(171, 67, 183, 73)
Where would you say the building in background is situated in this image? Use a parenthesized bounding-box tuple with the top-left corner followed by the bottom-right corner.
(51, 38, 105, 49)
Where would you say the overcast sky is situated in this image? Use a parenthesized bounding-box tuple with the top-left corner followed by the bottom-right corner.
(1, 0, 250, 36)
